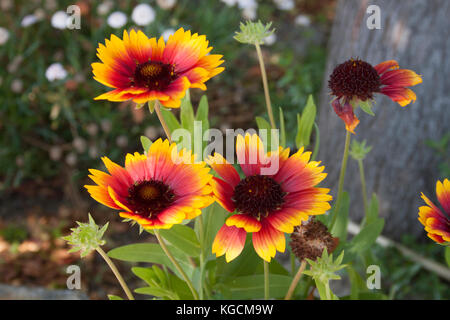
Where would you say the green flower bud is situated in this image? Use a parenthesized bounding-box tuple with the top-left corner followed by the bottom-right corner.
(234, 21, 275, 45)
(62, 213, 108, 257)
(303, 248, 347, 284)
(349, 139, 372, 161)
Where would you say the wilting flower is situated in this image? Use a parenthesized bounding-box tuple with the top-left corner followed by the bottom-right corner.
(290, 217, 339, 261)
(209, 134, 332, 262)
(418, 179, 450, 244)
(45, 63, 68, 81)
(328, 58, 422, 133)
(131, 3, 156, 26)
(92, 28, 224, 108)
(107, 11, 127, 29)
(85, 139, 213, 229)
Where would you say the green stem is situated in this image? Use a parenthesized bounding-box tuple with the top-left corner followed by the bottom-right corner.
(153, 100, 172, 142)
(330, 130, 351, 230)
(154, 230, 199, 300)
(197, 214, 210, 300)
(358, 159, 369, 216)
(264, 260, 270, 300)
(284, 260, 307, 300)
(254, 42, 276, 129)
(96, 247, 135, 300)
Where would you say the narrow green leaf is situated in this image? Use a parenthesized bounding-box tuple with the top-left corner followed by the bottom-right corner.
(331, 192, 350, 241)
(363, 193, 379, 227)
(107, 294, 124, 300)
(255, 116, 272, 151)
(359, 100, 375, 116)
(108, 243, 194, 278)
(134, 287, 178, 300)
(297, 95, 317, 148)
(132, 267, 157, 287)
(218, 274, 295, 299)
(196, 95, 209, 129)
(196, 202, 227, 258)
(159, 224, 201, 257)
(160, 108, 181, 133)
(140, 136, 152, 153)
(180, 96, 195, 134)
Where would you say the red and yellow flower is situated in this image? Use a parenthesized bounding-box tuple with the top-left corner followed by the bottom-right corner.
(418, 179, 450, 244)
(92, 28, 224, 108)
(85, 139, 213, 229)
(208, 134, 332, 262)
(328, 58, 422, 133)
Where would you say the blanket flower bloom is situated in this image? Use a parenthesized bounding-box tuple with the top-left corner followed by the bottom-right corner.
(208, 134, 332, 262)
(92, 28, 224, 108)
(418, 179, 450, 244)
(328, 58, 422, 133)
(85, 139, 213, 229)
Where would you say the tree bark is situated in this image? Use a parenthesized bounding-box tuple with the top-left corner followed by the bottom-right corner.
(318, 0, 450, 240)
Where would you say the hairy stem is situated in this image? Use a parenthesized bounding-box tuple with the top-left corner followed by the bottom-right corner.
(284, 260, 307, 300)
(255, 42, 276, 129)
(96, 247, 135, 300)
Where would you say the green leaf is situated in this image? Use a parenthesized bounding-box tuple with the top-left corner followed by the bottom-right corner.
(445, 246, 450, 268)
(296, 95, 316, 149)
(346, 265, 366, 300)
(196, 95, 209, 129)
(197, 202, 227, 257)
(218, 274, 294, 299)
(108, 243, 194, 278)
(279, 107, 286, 148)
(160, 108, 181, 133)
(134, 287, 178, 300)
(359, 100, 375, 116)
(342, 218, 384, 262)
(159, 224, 201, 257)
(140, 136, 152, 153)
(311, 123, 320, 160)
(180, 96, 195, 134)
(107, 294, 124, 300)
(331, 192, 350, 241)
(363, 193, 379, 227)
(132, 267, 158, 287)
(255, 116, 272, 151)
(315, 280, 338, 300)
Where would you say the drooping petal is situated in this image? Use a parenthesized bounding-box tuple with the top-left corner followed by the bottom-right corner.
(331, 98, 360, 133)
(380, 69, 422, 88)
(212, 224, 247, 262)
(209, 177, 236, 212)
(374, 60, 399, 75)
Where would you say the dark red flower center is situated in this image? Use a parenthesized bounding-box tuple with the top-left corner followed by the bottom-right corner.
(127, 180, 175, 219)
(328, 58, 381, 101)
(233, 175, 285, 219)
(133, 61, 178, 90)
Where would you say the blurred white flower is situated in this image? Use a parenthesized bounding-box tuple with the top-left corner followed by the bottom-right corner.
(107, 11, 127, 29)
(116, 135, 128, 148)
(45, 63, 68, 82)
(100, 119, 112, 133)
(88, 146, 99, 159)
(242, 7, 257, 20)
(221, 0, 237, 6)
(51, 10, 69, 29)
(144, 126, 159, 140)
(86, 123, 99, 136)
(21, 14, 40, 27)
(0, 27, 10, 45)
(157, 0, 177, 10)
(294, 14, 311, 27)
(1, 0, 13, 11)
(65, 152, 77, 166)
(264, 33, 277, 45)
(97, 1, 113, 16)
(237, 0, 257, 10)
(73, 137, 87, 153)
(161, 28, 175, 41)
(11, 79, 23, 93)
(131, 3, 156, 26)
(273, 0, 294, 11)
(49, 146, 63, 161)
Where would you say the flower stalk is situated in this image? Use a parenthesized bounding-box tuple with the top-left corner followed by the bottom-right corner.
(154, 230, 199, 300)
(255, 42, 276, 129)
(284, 260, 307, 300)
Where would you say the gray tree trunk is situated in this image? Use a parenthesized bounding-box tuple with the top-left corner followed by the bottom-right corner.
(318, 0, 450, 240)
